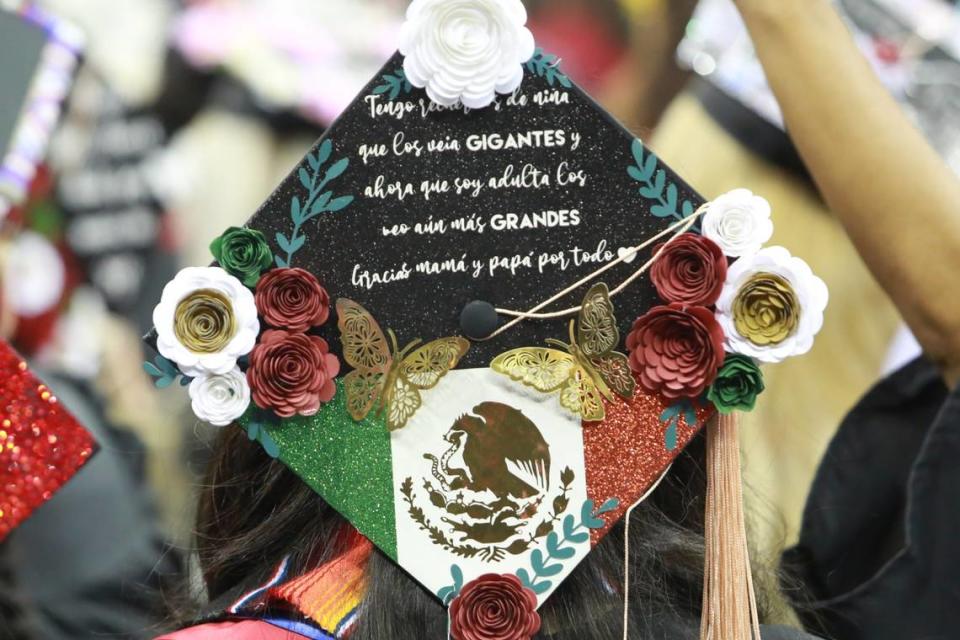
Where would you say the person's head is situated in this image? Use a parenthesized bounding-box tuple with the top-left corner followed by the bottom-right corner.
(192, 425, 779, 638)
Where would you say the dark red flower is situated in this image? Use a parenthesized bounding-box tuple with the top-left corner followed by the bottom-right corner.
(626, 303, 725, 400)
(450, 574, 541, 640)
(255, 267, 330, 332)
(247, 330, 340, 418)
(650, 233, 727, 306)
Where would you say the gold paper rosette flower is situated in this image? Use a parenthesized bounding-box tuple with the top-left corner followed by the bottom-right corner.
(716, 247, 828, 363)
(153, 267, 260, 376)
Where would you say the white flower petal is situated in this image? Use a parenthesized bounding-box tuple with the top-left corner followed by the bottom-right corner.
(400, 0, 534, 109)
(702, 189, 775, 258)
(152, 266, 260, 376)
(188, 367, 251, 427)
(716, 246, 829, 364)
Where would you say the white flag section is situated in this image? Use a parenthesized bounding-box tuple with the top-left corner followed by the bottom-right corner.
(390, 368, 590, 606)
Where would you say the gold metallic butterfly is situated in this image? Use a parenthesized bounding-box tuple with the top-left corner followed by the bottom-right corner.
(490, 283, 635, 421)
(337, 298, 470, 431)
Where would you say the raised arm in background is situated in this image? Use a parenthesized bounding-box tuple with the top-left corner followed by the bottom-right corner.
(735, 0, 960, 386)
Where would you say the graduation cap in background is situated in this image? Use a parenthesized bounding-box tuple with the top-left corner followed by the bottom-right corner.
(148, 1, 828, 638)
(0, 4, 82, 219)
(0, 338, 97, 541)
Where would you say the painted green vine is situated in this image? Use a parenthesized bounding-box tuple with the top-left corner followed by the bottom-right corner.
(143, 355, 192, 389)
(276, 139, 354, 268)
(525, 48, 572, 88)
(627, 138, 696, 223)
(660, 398, 703, 451)
(517, 498, 619, 595)
(372, 67, 414, 101)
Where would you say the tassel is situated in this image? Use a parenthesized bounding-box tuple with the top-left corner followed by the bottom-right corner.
(700, 412, 761, 640)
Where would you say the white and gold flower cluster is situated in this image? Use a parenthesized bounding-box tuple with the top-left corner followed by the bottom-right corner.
(705, 189, 829, 364)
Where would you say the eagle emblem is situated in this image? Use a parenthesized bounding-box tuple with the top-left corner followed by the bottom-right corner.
(400, 402, 575, 563)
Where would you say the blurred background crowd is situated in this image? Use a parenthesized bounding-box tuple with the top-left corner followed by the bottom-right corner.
(1, 0, 958, 637)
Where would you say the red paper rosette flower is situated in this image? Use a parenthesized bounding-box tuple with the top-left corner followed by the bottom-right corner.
(255, 267, 331, 332)
(247, 330, 340, 418)
(449, 574, 541, 640)
(626, 303, 725, 400)
(650, 233, 727, 306)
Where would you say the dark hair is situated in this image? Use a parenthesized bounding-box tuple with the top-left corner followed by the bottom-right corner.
(191, 426, 780, 638)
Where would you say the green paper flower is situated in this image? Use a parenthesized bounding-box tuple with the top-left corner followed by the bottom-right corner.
(706, 354, 765, 414)
(210, 227, 274, 287)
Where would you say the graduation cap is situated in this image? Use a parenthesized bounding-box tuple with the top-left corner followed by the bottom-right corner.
(148, 1, 827, 637)
(0, 338, 97, 541)
(0, 4, 81, 219)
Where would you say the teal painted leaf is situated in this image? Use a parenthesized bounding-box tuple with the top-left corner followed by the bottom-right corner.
(531, 549, 546, 572)
(627, 165, 647, 182)
(562, 514, 577, 539)
(581, 500, 605, 529)
(644, 151, 658, 179)
(311, 192, 333, 215)
(640, 184, 662, 200)
(291, 196, 302, 222)
(325, 158, 349, 181)
(275, 255, 289, 268)
(259, 430, 281, 459)
(665, 421, 678, 451)
(316, 140, 333, 166)
(246, 422, 261, 440)
(298, 167, 312, 190)
(660, 405, 681, 423)
(288, 234, 306, 253)
(372, 83, 391, 95)
(143, 361, 163, 378)
(327, 195, 354, 212)
(437, 586, 453, 604)
(450, 564, 464, 591)
(516, 568, 533, 588)
(558, 74, 573, 89)
(632, 139, 645, 169)
(682, 201, 695, 217)
(596, 498, 620, 515)
(179, 376, 193, 387)
(275, 233, 293, 253)
(154, 376, 174, 389)
(531, 581, 553, 595)
(155, 356, 179, 376)
(538, 561, 563, 578)
(307, 153, 320, 172)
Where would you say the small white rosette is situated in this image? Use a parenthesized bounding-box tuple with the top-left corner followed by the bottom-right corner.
(188, 367, 251, 427)
(399, 0, 535, 109)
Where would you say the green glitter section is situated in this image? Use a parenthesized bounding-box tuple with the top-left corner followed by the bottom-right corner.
(248, 382, 397, 560)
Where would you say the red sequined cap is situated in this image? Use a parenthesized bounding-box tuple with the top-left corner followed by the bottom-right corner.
(0, 339, 96, 541)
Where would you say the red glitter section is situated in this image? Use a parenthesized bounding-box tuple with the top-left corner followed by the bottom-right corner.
(583, 374, 714, 544)
(0, 339, 96, 541)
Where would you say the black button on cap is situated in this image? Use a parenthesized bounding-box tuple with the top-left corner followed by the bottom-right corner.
(460, 300, 499, 340)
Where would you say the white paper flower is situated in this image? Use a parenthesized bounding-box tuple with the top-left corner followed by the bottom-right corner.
(153, 267, 259, 376)
(399, 0, 535, 109)
(188, 367, 251, 427)
(701, 189, 775, 257)
(716, 246, 828, 363)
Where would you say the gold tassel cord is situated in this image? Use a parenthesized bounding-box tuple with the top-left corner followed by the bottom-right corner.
(700, 412, 762, 640)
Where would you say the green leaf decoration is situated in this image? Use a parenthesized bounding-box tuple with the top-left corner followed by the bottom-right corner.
(279, 140, 354, 266)
(526, 48, 572, 88)
(659, 398, 702, 451)
(246, 422, 261, 441)
(372, 67, 414, 101)
(259, 429, 280, 459)
(143, 356, 188, 389)
(436, 564, 466, 605)
(627, 139, 698, 226)
(516, 499, 617, 596)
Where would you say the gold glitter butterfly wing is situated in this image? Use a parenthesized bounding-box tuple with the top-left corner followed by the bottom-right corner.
(341, 370, 386, 422)
(336, 298, 392, 421)
(383, 374, 422, 431)
(577, 283, 620, 358)
(560, 368, 606, 421)
(398, 338, 470, 390)
(491, 348, 577, 393)
(591, 352, 636, 400)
